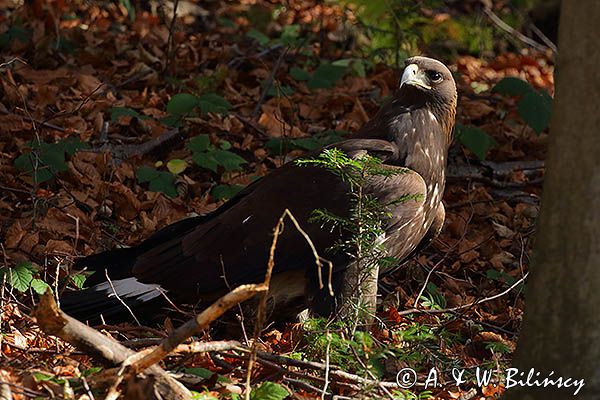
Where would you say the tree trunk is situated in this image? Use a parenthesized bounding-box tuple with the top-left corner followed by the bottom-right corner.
(506, 2, 600, 399)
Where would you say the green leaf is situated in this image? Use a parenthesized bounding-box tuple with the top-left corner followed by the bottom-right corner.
(119, 0, 136, 21)
(185, 368, 231, 383)
(13, 153, 55, 183)
(190, 392, 219, 400)
(279, 24, 300, 46)
(167, 159, 187, 175)
(32, 372, 55, 383)
(110, 107, 143, 122)
(137, 167, 178, 197)
(14, 137, 86, 183)
(185, 368, 214, 379)
(308, 63, 347, 89)
(40, 146, 68, 172)
(250, 382, 289, 400)
(517, 90, 552, 134)
(262, 81, 294, 97)
(349, 59, 367, 77)
(247, 29, 270, 46)
(456, 124, 496, 160)
(211, 150, 246, 171)
(160, 115, 182, 127)
(211, 184, 244, 200)
(290, 67, 311, 81)
(71, 274, 87, 289)
(136, 166, 161, 183)
(192, 152, 219, 172)
(266, 130, 347, 155)
(218, 18, 236, 28)
(492, 77, 533, 97)
(57, 137, 90, 156)
(81, 366, 103, 377)
(197, 93, 231, 115)
(6, 261, 35, 292)
(219, 140, 232, 150)
(31, 278, 51, 295)
(167, 93, 199, 116)
(187, 135, 211, 153)
(148, 171, 178, 198)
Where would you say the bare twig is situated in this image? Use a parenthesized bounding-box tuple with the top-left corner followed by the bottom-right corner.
(245, 209, 333, 398)
(528, 23, 558, 53)
(84, 128, 181, 159)
(322, 331, 331, 399)
(483, 7, 552, 53)
(0, 57, 27, 71)
(163, 0, 180, 75)
(251, 47, 289, 117)
(105, 270, 141, 326)
(397, 272, 529, 317)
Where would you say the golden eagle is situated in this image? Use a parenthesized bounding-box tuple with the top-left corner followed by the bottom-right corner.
(63, 57, 457, 325)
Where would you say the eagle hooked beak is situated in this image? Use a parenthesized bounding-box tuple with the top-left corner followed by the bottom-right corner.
(400, 64, 431, 90)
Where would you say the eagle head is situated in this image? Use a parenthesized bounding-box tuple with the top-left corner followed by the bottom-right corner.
(399, 56, 457, 141)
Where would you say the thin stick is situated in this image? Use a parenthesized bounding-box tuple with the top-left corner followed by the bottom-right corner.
(483, 7, 550, 53)
(321, 331, 331, 399)
(163, 0, 180, 75)
(397, 272, 529, 316)
(252, 47, 289, 117)
(244, 209, 332, 399)
(104, 270, 141, 326)
(129, 284, 266, 374)
(529, 22, 558, 53)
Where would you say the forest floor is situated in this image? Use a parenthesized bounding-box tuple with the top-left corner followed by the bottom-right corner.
(0, 1, 554, 399)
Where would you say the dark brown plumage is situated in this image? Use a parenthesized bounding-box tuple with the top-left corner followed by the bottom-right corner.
(62, 56, 457, 325)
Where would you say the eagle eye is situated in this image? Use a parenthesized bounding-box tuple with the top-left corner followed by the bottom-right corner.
(426, 70, 443, 83)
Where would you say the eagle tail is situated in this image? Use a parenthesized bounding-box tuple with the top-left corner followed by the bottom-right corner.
(60, 277, 165, 325)
(62, 247, 166, 324)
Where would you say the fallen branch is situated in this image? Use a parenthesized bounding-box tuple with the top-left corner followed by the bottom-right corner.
(128, 284, 267, 374)
(83, 128, 183, 159)
(34, 282, 266, 399)
(33, 291, 191, 399)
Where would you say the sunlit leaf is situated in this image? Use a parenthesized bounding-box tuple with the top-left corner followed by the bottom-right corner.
(3, 261, 35, 292)
(31, 278, 51, 295)
(71, 274, 87, 289)
(250, 382, 289, 400)
(167, 159, 187, 175)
